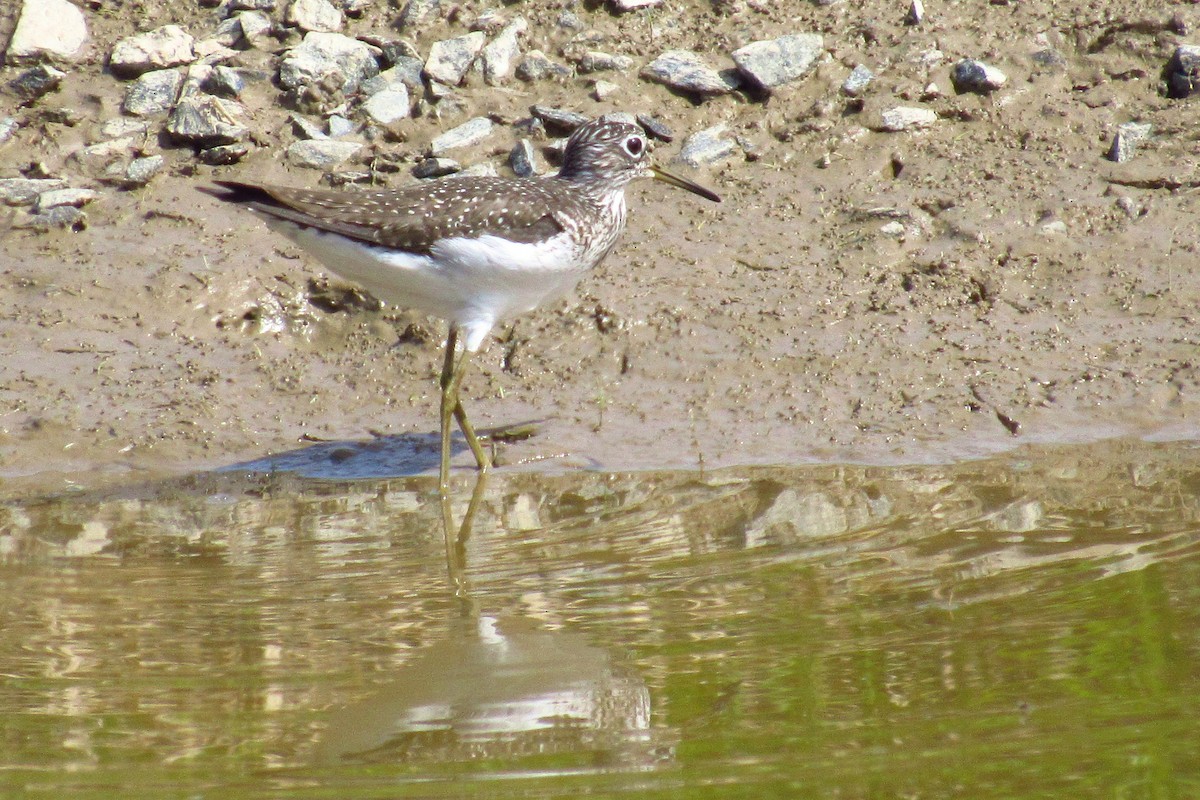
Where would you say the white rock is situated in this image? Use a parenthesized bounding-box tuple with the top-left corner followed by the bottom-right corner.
(279, 32, 379, 93)
(0, 178, 67, 206)
(34, 188, 97, 213)
(878, 106, 938, 131)
(677, 124, 739, 168)
(640, 50, 740, 95)
(286, 0, 343, 33)
(6, 0, 89, 63)
(287, 139, 362, 168)
(481, 17, 526, 86)
(362, 87, 410, 124)
(430, 117, 493, 154)
(123, 69, 183, 116)
(730, 33, 823, 91)
(425, 32, 487, 86)
(110, 26, 196, 77)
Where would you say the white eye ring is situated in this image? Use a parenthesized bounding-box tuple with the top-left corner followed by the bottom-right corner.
(623, 136, 646, 157)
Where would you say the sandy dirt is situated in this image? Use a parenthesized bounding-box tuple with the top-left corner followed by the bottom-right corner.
(2, 0, 1200, 495)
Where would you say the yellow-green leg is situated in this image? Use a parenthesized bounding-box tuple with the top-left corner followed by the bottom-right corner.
(439, 326, 491, 491)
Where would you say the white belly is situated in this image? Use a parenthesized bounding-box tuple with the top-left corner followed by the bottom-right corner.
(268, 220, 590, 351)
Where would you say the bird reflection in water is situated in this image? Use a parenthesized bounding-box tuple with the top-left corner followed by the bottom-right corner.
(313, 472, 674, 770)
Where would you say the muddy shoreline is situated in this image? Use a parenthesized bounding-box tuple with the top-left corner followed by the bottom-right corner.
(3, 0, 1199, 497)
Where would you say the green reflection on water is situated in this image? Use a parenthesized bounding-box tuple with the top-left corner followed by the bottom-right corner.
(1, 440, 1199, 798)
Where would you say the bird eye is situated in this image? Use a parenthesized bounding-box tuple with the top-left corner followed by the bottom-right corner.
(624, 136, 645, 157)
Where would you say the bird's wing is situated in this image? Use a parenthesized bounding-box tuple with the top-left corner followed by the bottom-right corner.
(201, 179, 566, 254)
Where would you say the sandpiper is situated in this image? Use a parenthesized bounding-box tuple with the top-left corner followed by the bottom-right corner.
(201, 118, 721, 489)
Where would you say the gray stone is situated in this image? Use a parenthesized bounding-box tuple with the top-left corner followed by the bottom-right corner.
(218, 0, 277, 16)
(286, 0, 343, 32)
(364, 59, 424, 94)
(0, 118, 18, 144)
(5, 0, 89, 64)
(745, 489, 847, 547)
(290, 113, 327, 139)
(396, 0, 440, 31)
(612, 0, 662, 9)
(412, 157, 460, 178)
(166, 95, 248, 146)
(110, 26, 196, 78)
(950, 58, 1007, 94)
(327, 114, 355, 136)
(1166, 44, 1200, 99)
(424, 32, 486, 86)
(516, 50, 571, 82)
(68, 138, 135, 176)
(509, 138, 537, 176)
(286, 138, 362, 168)
(841, 63, 874, 96)
(481, 17, 527, 86)
(636, 113, 672, 141)
(556, 10, 584, 30)
(577, 50, 634, 74)
(1108, 122, 1152, 163)
(598, 111, 637, 126)
(101, 117, 151, 138)
(197, 143, 250, 165)
(430, 116, 493, 154)
(122, 155, 165, 186)
(16, 205, 86, 230)
(677, 123, 739, 168)
(1030, 48, 1066, 72)
(878, 106, 938, 131)
(9, 64, 65, 101)
(530, 104, 587, 133)
(906, 0, 924, 25)
(592, 79, 620, 101)
(458, 162, 498, 179)
(33, 187, 96, 213)
(205, 65, 246, 97)
(640, 50, 740, 96)
(362, 86, 410, 124)
(0, 178, 67, 206)
(731, 34, 823, 91)
(235, 11, 275, 47)
(123, 69, 183, 116)
(279, 32, 379, 94)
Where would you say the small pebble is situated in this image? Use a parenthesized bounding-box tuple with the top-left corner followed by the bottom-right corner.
(430, 117, 493, 154)
(842, 64, 874, 97)
(1107, 122, 1152, 163)
(636, 114, 672, 142)
(592, 80, 620, 101)
(198, 143, 250, 165)
(34, 188, 97, 213)
(110, 25, 196, 78)
(950, 59, 1007, 94)
(510, 139, 537, 177)
(123, 155, 165, 186)
(530, 104, 588, 133)
(677, 124, 739, 168)
(286, 139, 362, 168)
(730, 34, 824, 91)
(9, 65, 66, 102)
(640, 50, 741, 96)
(413, 157, 460, 178)
(424, 31, 486, 86)
(878, 106, 938, 131)
(1166, 44, 1200, 99)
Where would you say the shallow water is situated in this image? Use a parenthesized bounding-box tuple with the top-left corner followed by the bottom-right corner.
(3, 439, 1200, 798)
